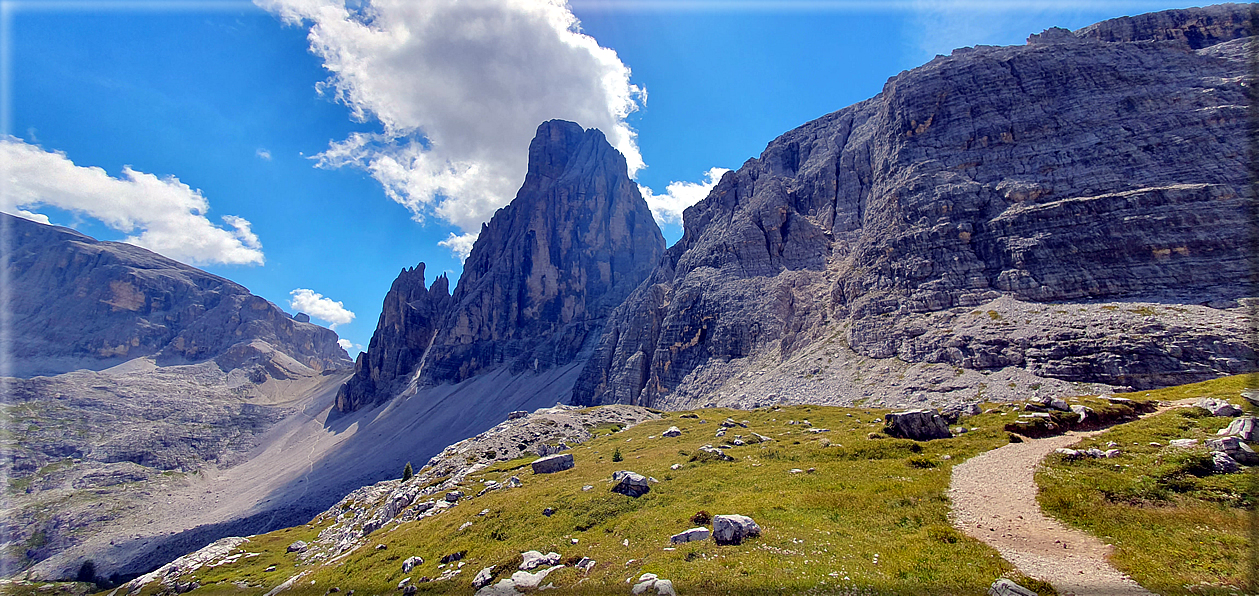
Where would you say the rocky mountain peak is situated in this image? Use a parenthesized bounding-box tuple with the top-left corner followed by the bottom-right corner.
(336, 120, 665, 411)
(335, 264, 452, 412)
(3, 213, 351, 378)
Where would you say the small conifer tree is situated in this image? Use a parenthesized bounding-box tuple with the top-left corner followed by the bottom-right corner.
(402, 461, 413, 481)
(612, 447, 623, 462)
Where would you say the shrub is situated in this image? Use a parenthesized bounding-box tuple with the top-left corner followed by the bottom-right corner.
(612, 447, 623, 462)
(402, 462, 413, 482)
(690, 510, 711, 526)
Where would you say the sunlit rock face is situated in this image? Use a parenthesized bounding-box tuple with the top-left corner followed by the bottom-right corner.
(575, 5, 1257, 408)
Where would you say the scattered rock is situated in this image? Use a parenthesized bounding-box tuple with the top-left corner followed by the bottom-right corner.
(576, 558, 596, 573)
(1218, 416, 1258, 442)
(1070, 404, 1092, 423)
(1055, 448, 1082, 459)
(472, 566, 495, 590)
(402, 556, 423, 573)
(520, 551, 561, 570)
(1207, 436, 1258, 465)
(286, 541, 308, 553)
(543, 507, 556, 517)
(988, 578, 1038, 596)
(445, 491, 463, 502)
(662, 426, 682, 437)
(397, 577, 412, 590)
(611, 471, 651, 497)
(532, 453, 575, 474)
(511, 566, 563, 590)
(631, 573, 677, 596)
(670, 527, 711, 544)
(1212, 451, 1242, 473)
(508, 411, 529, 420)
(376, 544, 388, 550)
(884, 409, 951, 441)
(712, 514, 761, 545)
(507, 476, 523, 488)
(1169, 439, 1199, 448)
(670, 463, 681, 470)
(440, 551, 466, 564)
(694, 445, 734, 462)
(1196, 398, 1243, 417)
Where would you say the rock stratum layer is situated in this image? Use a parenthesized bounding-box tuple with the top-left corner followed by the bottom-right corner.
(3, 213, 351, 377)
(337, 120, 665, 412)
(575, 5, 1258, 408)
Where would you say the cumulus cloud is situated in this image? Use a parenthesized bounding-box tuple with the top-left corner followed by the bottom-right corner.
(12, 209, 51, 225)
(290, 288, 356, 329)
(0, 137, 264, 266)
(336, 338, 365, 355)
(256, 148, 272, 160)
(437, 231, 479, 262)
(639, 167, 730, 225)
(256, 0, 646, 235)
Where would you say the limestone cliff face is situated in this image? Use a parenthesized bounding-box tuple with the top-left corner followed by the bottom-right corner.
(335, 265, 451, 412)
(335, 120, 665, 411)
(3, 213, 351, 377)
(574, 5, 1257, 407)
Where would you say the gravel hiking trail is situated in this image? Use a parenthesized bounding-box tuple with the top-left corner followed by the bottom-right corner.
(950, 430, 1158, 596)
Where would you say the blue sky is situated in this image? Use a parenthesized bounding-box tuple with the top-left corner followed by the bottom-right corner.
(2, 0, 1204, 356)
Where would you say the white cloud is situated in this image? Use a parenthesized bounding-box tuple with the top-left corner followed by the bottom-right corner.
(639, 167, 730, 225)
(256, 148, 273, 160)
(12, 209, 51, 225)
(256, 0, 646, 235)
(0, 137, 265, 266)
(336, 338, 365, 354)
(290, 288, 356, 329)
(437, 231, 479, 262)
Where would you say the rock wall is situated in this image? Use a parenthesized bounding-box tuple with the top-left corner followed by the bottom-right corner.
(3, 214, 351, 377)
(336, 120, 665, 412)
(574, 5, 1257, 408)
(335, 265, 451, 412)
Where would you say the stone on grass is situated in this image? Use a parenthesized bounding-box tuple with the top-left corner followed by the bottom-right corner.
(989, 578, 1038, 596)
(575, 557, 595, 572)
(286, 540, 308, 553)
(1054, 448, 1081, 459)
(662, 426, 682, 437)
(632, 573, 677, 596)
(508, 410, 529, 420)
(611, 470, 651, 497)
(712, 514, 761, 545)
(1218, 416, 1258, 442)
(397, 578, 411, 590)
(1070, 404, 1091, 423)
(511, 566, 562, 591)
(471, 566, 495, 590)
(1213, 451, 1241, 473)
(884, 409, 951, 441)
(670, 527, 711, 544)
(1207, 436, 1258, 465)
(402, 556, 423, 573)
(531, 453, 575, 474)
(520, 551, 560, 570)
(445, 491, 463, 502)
(1196, 398, 1243, 417)
(507, 476, 522, 488)
(1169, 439, 1199, 448)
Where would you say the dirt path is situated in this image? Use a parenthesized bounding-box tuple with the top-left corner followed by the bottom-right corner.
(949, 430, 1157, 596)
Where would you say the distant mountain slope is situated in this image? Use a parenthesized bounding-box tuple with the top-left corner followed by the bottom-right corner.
(2, 213, 351, 377)
(337, 120, 665, 412)
(575, 4, 1257, 408)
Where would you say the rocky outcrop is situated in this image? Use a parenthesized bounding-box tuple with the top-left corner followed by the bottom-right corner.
(574, 5, 1257, 408)
(421, 120, 665, 387)
(337, 120, 664, 411)
(335, 265, 451, 412)
(3, 213, 351, 377)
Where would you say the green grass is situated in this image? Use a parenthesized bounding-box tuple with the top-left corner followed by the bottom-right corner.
(116, 405, 1055, 595)
(1036, 374, 1257, 596)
